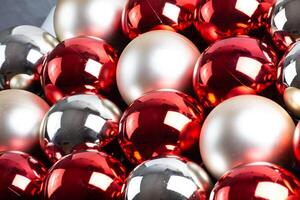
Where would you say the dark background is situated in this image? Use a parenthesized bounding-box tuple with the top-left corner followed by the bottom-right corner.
(0, 0, 55, 30)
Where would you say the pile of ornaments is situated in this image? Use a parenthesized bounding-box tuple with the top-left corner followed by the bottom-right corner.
(2, 0, 300, 199)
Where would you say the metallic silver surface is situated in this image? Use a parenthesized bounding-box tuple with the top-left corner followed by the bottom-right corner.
(124, 156, 212, 200)
(284, 87, 300, 117)
(0, 89, 49, 152)
(40, 94, 122, 159)
(54, 0, 125, 45)
(200, 95, 295, 178)
(41, 6, 57, 37)
(117, 30, 200, 104)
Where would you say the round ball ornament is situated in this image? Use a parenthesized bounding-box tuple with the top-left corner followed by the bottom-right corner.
(40, 94, 122, 163)
(122, 0, 201, 39)
(124, 156, 212, 200)
(117, 30, 200, 104)
(195, 0, 274, 43)
(0, 89, 49, 152)
(193, 36, 278, 109)
(200, 95, 295, 178)
(0, 151, 47, 200)
(210, 162, 300, 200)
(119, 90, 204, 165)
(54, 0, 126, 48)
(41, 36, 118, 104)
(293, 121, 300, 163)
(42, 150, 126, 200)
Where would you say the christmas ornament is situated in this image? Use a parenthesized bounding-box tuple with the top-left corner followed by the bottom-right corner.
(117, 30, 200, 104)
(293, 122, 300, 163)
(0, 89, 49, 152)
(0, 151, 47, 200)
(122, 0, 201, 39)
(195, 0, 274, 43)
(283, 87, 300, 118)
(271, 0, 300, 50)
(54, 0, 126, 48)
(40, 94, 122, 163)
(193, 36, 278, 108)
(42, 150, 126, 200)
(210, 162, 300, 200)
(124, 156, 212, 200)
(200, 95, 295, 178)
(119, 89, 204, 165)
(41, 36, 118, 104)
(41, 6, 56, 36)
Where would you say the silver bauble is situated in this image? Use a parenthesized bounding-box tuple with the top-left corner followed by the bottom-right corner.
(40, 94, 121, 162)
(117, 30, 200, 104)
(0, 89, 49, 152)
(200, 95, 295, 178)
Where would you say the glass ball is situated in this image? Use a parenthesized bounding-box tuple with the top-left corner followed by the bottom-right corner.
(41, 36, 118, 104)
(118, 89, 204, 165)
(193, 36, 278, 108)
(42, 150, 126, 200)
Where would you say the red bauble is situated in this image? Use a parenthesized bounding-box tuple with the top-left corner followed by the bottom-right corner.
(41, 37, 118, 104)
(210, 162, 300, 200)
(118, 90, 204, 165)
(122, 0, 202, 39)
(294, 122, 300, 164)
(0, 151, 47, 200)
(193, 36, 278, 108)
(195, 0, 275, 43)
(42, 151, 126, 200)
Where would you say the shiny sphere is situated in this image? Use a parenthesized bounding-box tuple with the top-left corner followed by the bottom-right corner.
(42, 150, 126, 200)
(0, 151, 47, 200)
(193, 36, 278, 108)
(117, 30, 200, 104)
(271, 0, 300, 50)
(40, 94, 122, 163)
(293, 121, 300, 163)
(42, 36, 118, 104)
(210, 162, 300, 200)
(124, 156, 212, 200)
(54, 0, 126, 48)
(122, 0, 201, 39)
(0, 89, 49, 152)
(200, 95, 295, 178)
(195, 0, 274, 43)
(119, 90, 204, 165)
(283, 87, 300, 118)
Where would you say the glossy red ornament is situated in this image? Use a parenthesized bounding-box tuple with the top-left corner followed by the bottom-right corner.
(118, 89, 204, 165)
(42, 150, 126, 200)
(294, 122, 300, 164)
(122, 0, 202, 39)
(210, 162, 300, 200)
(193, 36, 278, 108)
(41, 37, 118, 104)
(195, 0, 275, 43)
(0, 151, 47, 200)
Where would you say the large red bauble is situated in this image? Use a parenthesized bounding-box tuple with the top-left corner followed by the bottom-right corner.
(195, 0, 275, 43)
(0, 151, 47, 200)
(210, 162, 300, 200)
(122, 0, 202, 39)
(42, 150, 126, 200)
(193, 36, 278, 108)
(118, 90, 204, 165)
(41, 37, 118, 104)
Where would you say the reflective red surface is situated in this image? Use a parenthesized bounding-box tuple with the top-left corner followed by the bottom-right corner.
(294, 122, 300, 164)
(42, 150, 126, 200)
(41, 37, 118, 104)
(210, 162, 300, 200)
(0, 151, 47, 200)
(122, 0, 202, 39)
(195, 0, 274, 43)
(193, 36, 278, 108)
(118, 90, 204, 165)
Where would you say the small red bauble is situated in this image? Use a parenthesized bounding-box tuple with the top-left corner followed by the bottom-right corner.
(42, 150, 126, 200)
(118, 90, 204, 165)
(210, 162, 300, 200)
(294, 122, 300, 163)
(193, 36, 278, 108)
(41, 36, 118, 104)
(195, 0, 274, 43)
(0, 151, 47, 200)
(122, 0, 202, 39)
